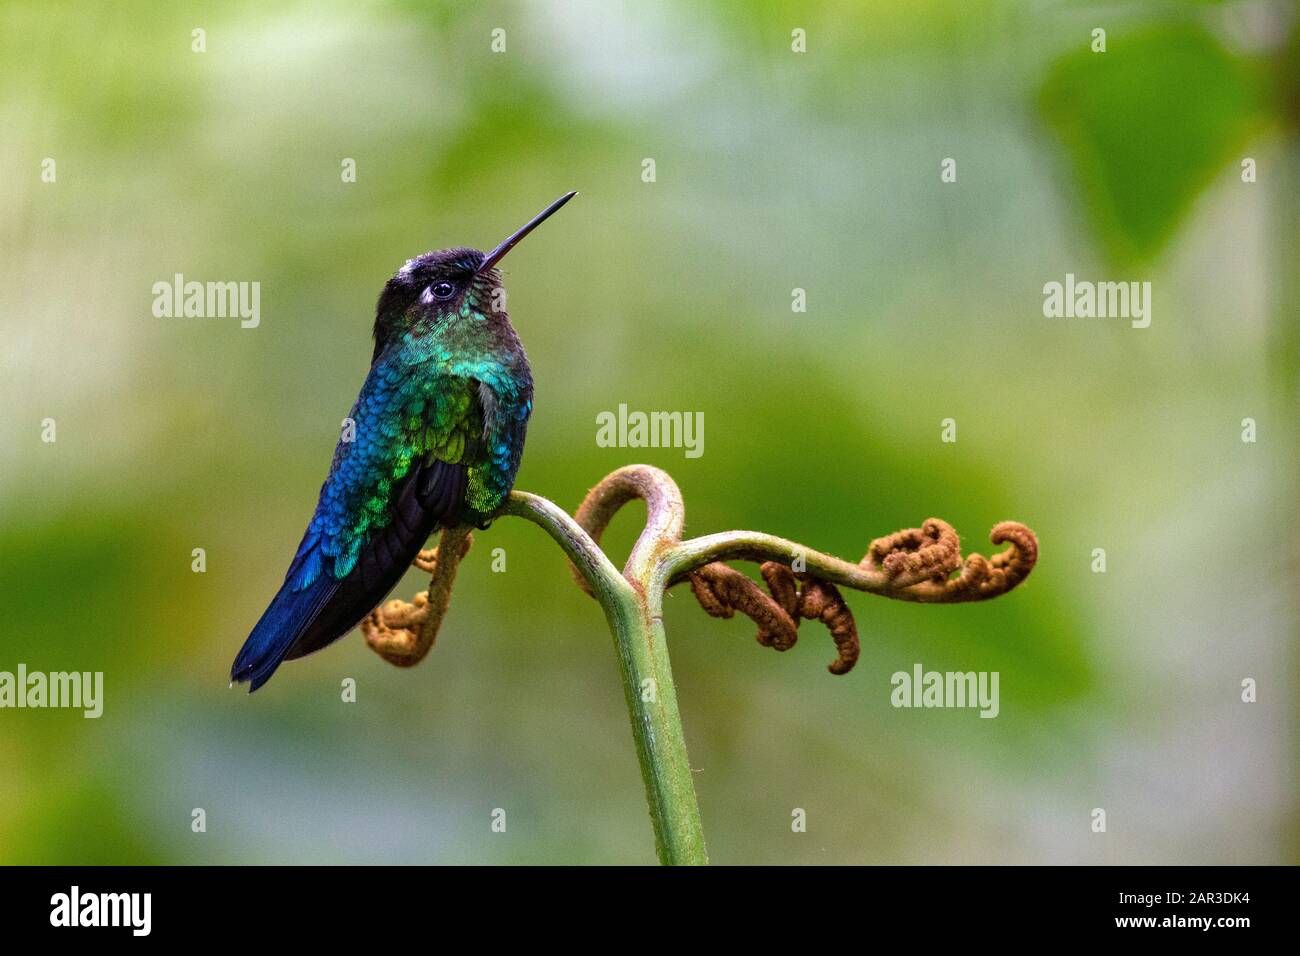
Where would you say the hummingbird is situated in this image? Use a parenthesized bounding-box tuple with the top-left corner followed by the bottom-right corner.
(231, 191, 576, 692)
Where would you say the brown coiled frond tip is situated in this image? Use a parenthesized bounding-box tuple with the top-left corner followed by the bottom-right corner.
(361, 527, 473, 667)
(867, 518, 962, 585)
(688, 562, 860, 675)
(863, 518, 1038, 602)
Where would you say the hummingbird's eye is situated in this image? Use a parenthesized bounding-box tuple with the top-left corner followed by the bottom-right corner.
(430, 281, 457, 300)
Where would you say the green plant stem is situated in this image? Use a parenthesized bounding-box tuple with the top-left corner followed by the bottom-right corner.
(505, 492, 708, 865)
(502, 473, 1035, 864)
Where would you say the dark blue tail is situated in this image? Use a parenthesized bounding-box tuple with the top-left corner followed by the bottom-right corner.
(230, 575, 341, 692)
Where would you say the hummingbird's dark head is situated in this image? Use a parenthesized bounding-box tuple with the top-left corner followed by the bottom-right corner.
(373, 246, 487, 345)
(371, 192, 577, 362)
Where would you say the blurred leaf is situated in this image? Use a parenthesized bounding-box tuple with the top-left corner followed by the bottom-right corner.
(1038, 23, 1269, 264)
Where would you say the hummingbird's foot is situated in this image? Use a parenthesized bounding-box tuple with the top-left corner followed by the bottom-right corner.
(361, 527, 473, 667)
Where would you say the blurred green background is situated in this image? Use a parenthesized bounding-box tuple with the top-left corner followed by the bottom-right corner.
(1, 0, 1295, 864)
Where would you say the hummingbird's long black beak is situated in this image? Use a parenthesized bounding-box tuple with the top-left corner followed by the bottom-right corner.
(477, 191, 577, 274)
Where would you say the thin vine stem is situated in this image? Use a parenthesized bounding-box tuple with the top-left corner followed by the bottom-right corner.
(503, 491, 707, 864)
